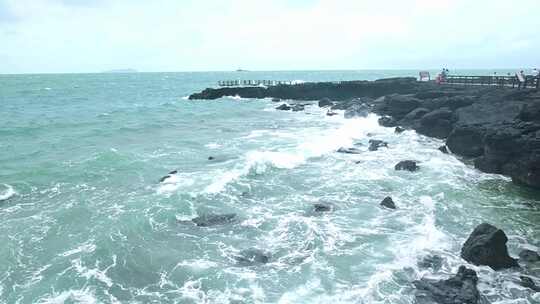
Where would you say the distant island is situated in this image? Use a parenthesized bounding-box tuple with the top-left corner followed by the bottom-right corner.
(102, 69, 138, 73)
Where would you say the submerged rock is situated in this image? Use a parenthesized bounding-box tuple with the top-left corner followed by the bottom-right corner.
(192, 213, 237, 227)
(276, 104, 291, 111)
(461, 223, 519, 270)
(395, 126, 405, 134)
(313, 203, 333, 212)
(519, 249, 540, 263)
(318, 98, 333, 107)
(344, 103, 370, 118)
(208, 156, 215, 160)
(159, 170, 178, 183)
(271, 97, 281, 102)
(326, 110, 338, 116)
(394, 160, 419, 172)
(369, 139, 388, 151)
(413, 266, 481, 304)
(378, 116, 397, 127)
(234, 249, 270, 266)
(418, 255, 444, 271)
(337, 147, 362, 154)
(380, 197, 396, 209)
(520, 276, 540, 292)
(292, 104, 305, 112)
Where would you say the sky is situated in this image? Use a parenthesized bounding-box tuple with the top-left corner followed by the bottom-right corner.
(0, 0, 539, 74)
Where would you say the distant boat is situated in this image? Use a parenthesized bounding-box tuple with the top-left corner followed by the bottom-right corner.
(236, 68, 249, 72)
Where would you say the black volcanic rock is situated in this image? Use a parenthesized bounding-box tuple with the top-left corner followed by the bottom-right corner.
(337, 147, 362, 154)
(417, 108, 455, 139)
(276, 104, 291, 111)
(395, 160, 419, 172)
(438, 145, 449, 154)
(519, 249, 540, 263)
(380, 197, 396, 209)
(373, 94, 422, 120)
(344, 103, 370, 118)
(313, 203, 333, 212)
(192, 213, 237, 227)
(395, 126, 405, 134)
(369, 139, 388, 151)
(291, 104, 305, 112)
(446, 125, 485, 158)
(234, 249, 270, 266)
(413, 266, 481, 304)
(418, 255, 444, 271)
(520, 276, 540, 292)
(461, 223, 519, 270)
(401, 107, 430, 125)
(318, 98, 333, 107)
(378, 116, 397, 127)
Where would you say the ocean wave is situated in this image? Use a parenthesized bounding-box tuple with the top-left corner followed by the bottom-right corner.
(0, 184, 16, 202)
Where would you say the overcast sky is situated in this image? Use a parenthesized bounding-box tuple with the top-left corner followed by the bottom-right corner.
(1, 0, 539, 74)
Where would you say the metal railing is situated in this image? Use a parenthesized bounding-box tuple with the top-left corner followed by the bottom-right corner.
(218, 80, 296, 87)
(444, 75, 539, 89)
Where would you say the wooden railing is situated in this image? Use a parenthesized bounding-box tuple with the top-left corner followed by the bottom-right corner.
(445, 75, 539, 89)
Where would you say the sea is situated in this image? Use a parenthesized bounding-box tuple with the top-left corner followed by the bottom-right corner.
(0, 70, 539, 304)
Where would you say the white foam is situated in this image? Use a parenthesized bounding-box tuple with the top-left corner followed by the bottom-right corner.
(156, 173, 195, 195)
(0, 184, 16, 201)
(36, 288, 98, 304)
(205, 142, 222, 149)
(58, 242, 97, 257)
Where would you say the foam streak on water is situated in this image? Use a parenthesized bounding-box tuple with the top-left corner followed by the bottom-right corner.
(0, 72, 539, 303)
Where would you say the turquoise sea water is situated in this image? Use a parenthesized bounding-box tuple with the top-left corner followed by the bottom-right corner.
(0, 70, 539, 303)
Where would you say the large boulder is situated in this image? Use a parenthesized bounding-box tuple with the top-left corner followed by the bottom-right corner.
(380, 197, 396, 209)
(518, 249, 540, 263)
(395, 160, 419, 172)
(373, 94, 422, 120)
(415, 108, 455, 139)
(461, 223, 519, 270)
(413, 266, 481, 304)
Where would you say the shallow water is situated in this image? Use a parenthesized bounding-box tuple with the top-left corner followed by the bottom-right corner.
(0, 71, 539, 303)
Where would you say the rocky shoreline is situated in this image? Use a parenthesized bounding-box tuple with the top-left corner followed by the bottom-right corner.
(189, 77, 540, 190)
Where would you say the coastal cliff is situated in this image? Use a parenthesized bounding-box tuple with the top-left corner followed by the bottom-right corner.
(189, 78, 540, 189)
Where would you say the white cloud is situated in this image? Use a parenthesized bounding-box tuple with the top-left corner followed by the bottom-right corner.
(0, 0, 539, 73)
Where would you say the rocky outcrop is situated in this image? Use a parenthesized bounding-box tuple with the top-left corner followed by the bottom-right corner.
(189, 77, 420, 101)
(413, 266, 481, 304)
(418, 255, 444, 271)
(461, 223, 519, 270)
(190, 78, 540, 189)
(520, 276, 540, 292)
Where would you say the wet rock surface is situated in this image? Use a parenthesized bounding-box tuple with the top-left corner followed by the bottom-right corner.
(413, 266, 481, 304)
(461, 223, 519, 270)
(192, 213, 237, 227)
(234, 249, 271, 266)
(380, 196, 396, 209)
(395, 160, 419, 172)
